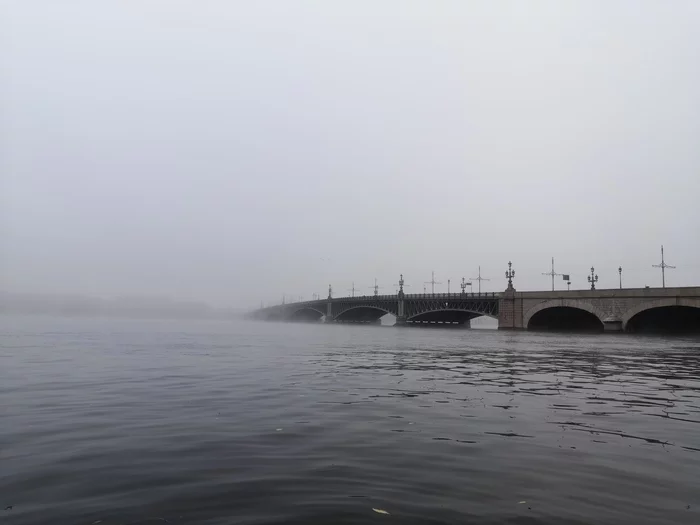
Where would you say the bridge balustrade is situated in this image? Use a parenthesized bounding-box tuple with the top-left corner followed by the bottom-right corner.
(279, 291, 500, 306)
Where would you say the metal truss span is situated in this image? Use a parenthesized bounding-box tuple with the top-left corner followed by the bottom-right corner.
(405, 296, 499, 324)
(333, 297, 399, 323)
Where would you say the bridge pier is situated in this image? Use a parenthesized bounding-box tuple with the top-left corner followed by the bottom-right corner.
(498, 288, 524, 330)
(602, 316, 623, 332)
(395, 291, 407, 326)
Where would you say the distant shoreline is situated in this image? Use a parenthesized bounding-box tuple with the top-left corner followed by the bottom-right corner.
(0, 291, 244, 321)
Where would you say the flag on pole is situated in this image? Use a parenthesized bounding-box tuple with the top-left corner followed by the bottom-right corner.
(562, 274, 570, 281)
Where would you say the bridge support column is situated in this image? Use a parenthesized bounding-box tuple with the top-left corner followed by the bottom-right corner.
(395, 294, 407, 326)
(324, 301, 334, 323)
(498, 288, 524, 330)
(602, 316, 622, 332)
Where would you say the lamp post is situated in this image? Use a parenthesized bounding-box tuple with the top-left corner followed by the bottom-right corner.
(424, 271, 442, 295)
(588, 267, 598, 290)
(567, 281, 571, 291)
(618, 266, 622, 289)
(471, 266, 490, 294)
(542, 257, 561, 291)
(460, 277, 471, 296)
(394, 274, 409, 296)
(652, 245, 675, 288)
(505, 261, 515, 290)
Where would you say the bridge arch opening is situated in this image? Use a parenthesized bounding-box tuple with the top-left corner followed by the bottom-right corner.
(528, 307, 603, 332)
(287, 308, 324, 322)
(626, 306, 700, 334)
(334, 306, 390, 324)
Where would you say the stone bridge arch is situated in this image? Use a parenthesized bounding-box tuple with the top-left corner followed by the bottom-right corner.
(523, 299, 605, 329)
(621, 298, 700, 330)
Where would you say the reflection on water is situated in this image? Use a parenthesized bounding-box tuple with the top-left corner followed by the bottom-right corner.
(1, 316, 699, 525)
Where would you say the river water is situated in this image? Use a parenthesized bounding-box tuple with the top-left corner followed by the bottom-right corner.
(1, 316, 699, 525)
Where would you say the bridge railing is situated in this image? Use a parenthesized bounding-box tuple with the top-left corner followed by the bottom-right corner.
(328, 292, 501, 301)
(403, 292, 500, 300)
(330, 293, 501, 301)
(268, 291, 501, 308)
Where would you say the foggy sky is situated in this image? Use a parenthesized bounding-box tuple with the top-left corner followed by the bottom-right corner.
(2, 1, 699, 308)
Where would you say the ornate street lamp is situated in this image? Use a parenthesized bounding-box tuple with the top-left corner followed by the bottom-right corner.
(505, 261, 515, 290)
(588, 267, 598, 290)
(618, 266, 622, 289)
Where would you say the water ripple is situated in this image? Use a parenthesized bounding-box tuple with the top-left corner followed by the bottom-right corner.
(1, 317, 699, 524)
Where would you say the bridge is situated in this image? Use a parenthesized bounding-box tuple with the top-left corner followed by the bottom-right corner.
(250, 281, 700, 333)
(254, 292, 500, 326)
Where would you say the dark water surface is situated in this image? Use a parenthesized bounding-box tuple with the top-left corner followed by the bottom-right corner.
(2, 316, 699, 525)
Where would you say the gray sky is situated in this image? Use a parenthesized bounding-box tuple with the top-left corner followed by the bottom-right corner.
(2, 1, 699, 308)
